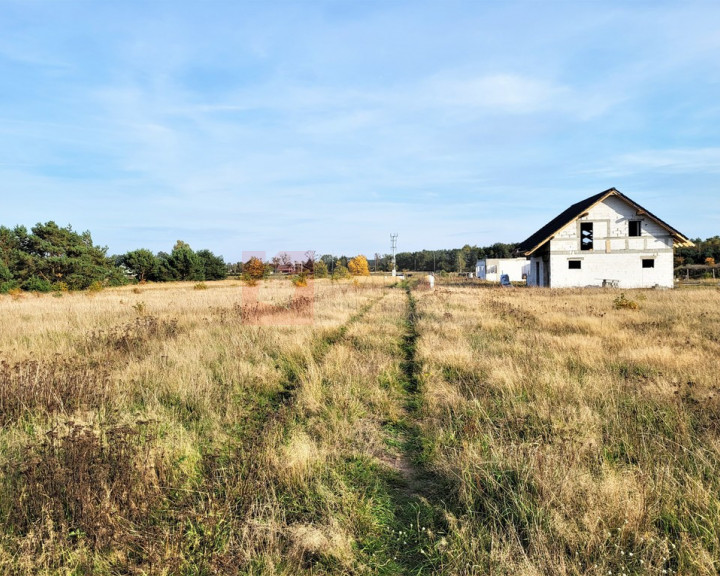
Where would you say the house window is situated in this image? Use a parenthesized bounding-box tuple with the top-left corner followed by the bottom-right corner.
(568, 260, 581, 269)
(629, 220, 642, 237)
(580, 222, 593, 251)
(642, 259, 655, 268)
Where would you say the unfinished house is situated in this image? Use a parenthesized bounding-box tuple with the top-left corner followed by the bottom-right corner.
(516, 188, 694, 288)
(476, 258, 530, 283)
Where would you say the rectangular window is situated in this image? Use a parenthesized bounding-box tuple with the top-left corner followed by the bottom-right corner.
(568, 260, 581, 269)
(629, 220, 641, 237)
(642, 259, 655, 268)
(580, 222, 593, 251)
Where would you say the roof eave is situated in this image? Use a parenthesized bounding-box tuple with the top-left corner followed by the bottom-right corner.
(674, 237, 695, 248)
(613, 190, 694, 247)
(519, 238, 551, 257)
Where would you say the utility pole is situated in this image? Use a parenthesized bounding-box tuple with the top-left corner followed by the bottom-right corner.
(390, 233, 398, 277)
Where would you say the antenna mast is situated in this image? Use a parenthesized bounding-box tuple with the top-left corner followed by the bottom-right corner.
(390, 233, 398, 277)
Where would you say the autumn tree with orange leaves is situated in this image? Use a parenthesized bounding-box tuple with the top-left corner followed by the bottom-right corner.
(348, 255, 370, 276)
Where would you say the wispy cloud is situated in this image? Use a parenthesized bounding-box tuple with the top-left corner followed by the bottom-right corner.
(578, 148, 720, 178)
(620, 148, 720, 174)
(0, 0, 716, 258)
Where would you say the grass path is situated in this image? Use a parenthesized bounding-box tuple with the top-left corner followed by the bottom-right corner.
(240, 282, 457, 575)
(250, 292, 390, 445)
(366, 283, 458, 575)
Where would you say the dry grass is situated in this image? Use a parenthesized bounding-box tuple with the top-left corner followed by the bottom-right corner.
(414, 284, 720, 575)
(0, 278, 718, 574)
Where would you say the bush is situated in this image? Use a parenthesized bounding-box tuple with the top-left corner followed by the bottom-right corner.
(7, 287, 23, 299)
(21, 276, 53, 293)
(314, 260, 329, 279)
(242, 273, 258, 287)
(292, 272, 308, 287)
(613, 293, 639, 310)
(332, 265, 351, 280)
(0, 281, 19, 294)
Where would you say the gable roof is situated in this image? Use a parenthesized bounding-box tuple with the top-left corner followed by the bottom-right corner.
(516, 187, 695, 256)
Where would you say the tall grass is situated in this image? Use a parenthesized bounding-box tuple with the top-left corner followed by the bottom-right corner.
(1, 278, 718, 574)
(413, 285, 720, 575)
(0, 278, 394, 573)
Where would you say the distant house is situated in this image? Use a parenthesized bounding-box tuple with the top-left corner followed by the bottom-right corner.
(476, 258, 529, 283)
(516, 188, 694, 288)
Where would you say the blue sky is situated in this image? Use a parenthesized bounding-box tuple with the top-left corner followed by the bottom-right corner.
(1, 0, 718, 262)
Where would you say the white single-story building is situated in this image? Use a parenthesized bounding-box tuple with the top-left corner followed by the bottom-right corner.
(516, 188, 694, 288)
(476, 258, 530, 283)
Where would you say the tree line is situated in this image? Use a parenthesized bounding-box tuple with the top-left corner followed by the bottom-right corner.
(675, 236, 720, 266)
(2, 221, 717, 293)
(0, 222, 227, 293)
(316, 243, 519, 275)
(118, 241, 227, 283)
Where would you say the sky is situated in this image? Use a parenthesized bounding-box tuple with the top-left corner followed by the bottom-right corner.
(1, 0, 719, 262)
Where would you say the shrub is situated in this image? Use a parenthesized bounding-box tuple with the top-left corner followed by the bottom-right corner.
(613, 293, 639, 310)
(292, 272, 308, 287)
(242, 273, 258, 287)
(314, 260, 329, 278)
(8, 287, 23, 300)
(2, 418, 163, 549)
(332, 265, 351, 280)
(0, 281, 19, 294)
(0, 358, 111, 425)
(21, 276, 53, 293)
(132, 301, 147, 316)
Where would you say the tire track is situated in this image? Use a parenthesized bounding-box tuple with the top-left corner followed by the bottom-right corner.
(375, 282, 455, 574)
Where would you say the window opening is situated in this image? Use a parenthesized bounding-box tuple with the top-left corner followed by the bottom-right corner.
(580, 222, 593, 251)
(629, 220, 641, 237)
(642, 259, 655, 268)
(568, 260, 581, 269)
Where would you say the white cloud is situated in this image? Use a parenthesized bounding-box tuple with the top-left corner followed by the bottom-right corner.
(421, 73, 568, 114)
(620, 148, 720, 173)
(579, 148, 720, 177)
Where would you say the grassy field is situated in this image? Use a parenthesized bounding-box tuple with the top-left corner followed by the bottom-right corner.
(0, 278, 719, 575)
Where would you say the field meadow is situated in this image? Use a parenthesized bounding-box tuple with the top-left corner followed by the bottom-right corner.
(0, 277, 719, 575)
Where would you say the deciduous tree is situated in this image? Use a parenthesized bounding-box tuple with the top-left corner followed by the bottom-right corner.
(244, 256, 266, 280)
(348, 255, 370, 276)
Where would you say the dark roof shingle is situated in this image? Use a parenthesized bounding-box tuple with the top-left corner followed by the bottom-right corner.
(516, 187, 693, 255)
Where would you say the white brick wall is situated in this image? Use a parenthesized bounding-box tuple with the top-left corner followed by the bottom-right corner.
(529, 196, 677, 288)
(550, 251, 674, 288)
(477, 258, 530, 282)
